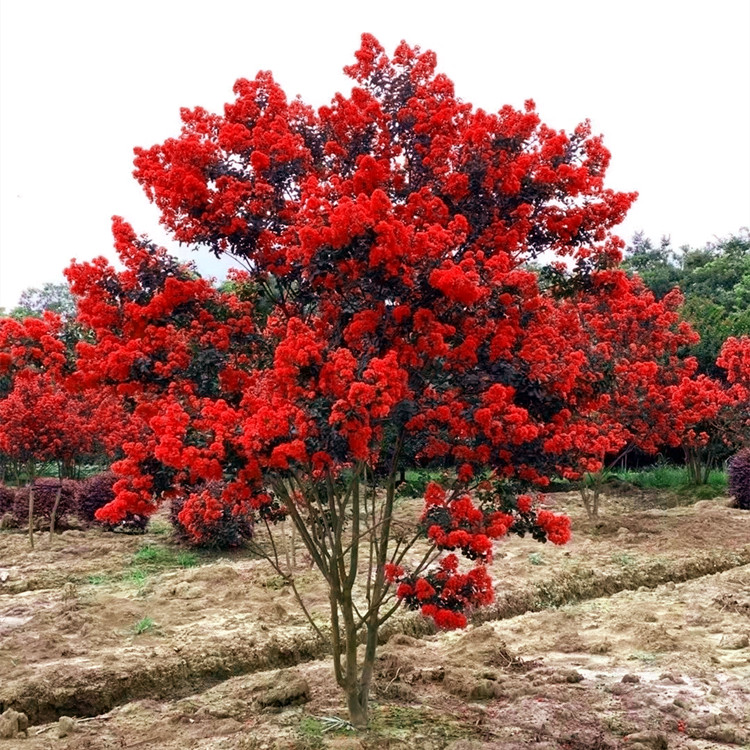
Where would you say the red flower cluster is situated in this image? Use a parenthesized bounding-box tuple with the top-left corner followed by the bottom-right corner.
(388, 554, 494, 630)
(535, 509, 572, 545)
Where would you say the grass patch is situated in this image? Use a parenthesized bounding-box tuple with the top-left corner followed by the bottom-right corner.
(611, 552, 637, 567)
(124, 569, 149, 594)
(79, 545, 203, 593)
(121, 545, 200, 593)
(176, 551, 199, 568)
(132, 616, 156, 635)
(609, 465, 727, 493)
(148, 520, 171, 536)
(133, 544, 174, 565)
(368, 704, 477, 745)
(297, 705, 478, 748)
(628, 650, 658, 664)
(676, 479, 727, 501)
(87, 573, 112, 585)
(132, 544, 199, 569)
(297, 717, 325, 749)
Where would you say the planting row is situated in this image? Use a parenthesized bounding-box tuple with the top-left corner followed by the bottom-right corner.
(0, 474, 253, 547)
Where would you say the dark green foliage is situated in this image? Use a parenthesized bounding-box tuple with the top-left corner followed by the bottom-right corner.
(622, 233, 682, 299)
(396, 470, 437, 499)
(13, 478, 79, 525)
(622, 231, 750, 376)
(728, 448, 750, 510)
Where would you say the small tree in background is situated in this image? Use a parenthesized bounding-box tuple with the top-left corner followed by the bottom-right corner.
(0, 314, 68, 545)
(0, 313, 128, 540)
(542, 278, 699, 516)
(668, 336, 750, 484)
(170, 481, 254, 549)
(10, 282, 77, 322)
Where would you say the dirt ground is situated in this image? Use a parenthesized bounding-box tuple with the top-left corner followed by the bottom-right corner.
(1, 490, 748, 749)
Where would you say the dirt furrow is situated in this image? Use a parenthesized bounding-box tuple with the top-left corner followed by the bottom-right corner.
(4, 545, 749, 725)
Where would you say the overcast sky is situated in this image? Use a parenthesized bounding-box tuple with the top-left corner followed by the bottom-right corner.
(1, 0, 748, 310)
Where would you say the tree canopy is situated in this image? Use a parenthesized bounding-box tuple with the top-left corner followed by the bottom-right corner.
(21, 34, 741, 725)
(623, 230, 750, 376)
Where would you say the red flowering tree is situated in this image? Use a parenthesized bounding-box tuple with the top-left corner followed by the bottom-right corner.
(0, 314, 74, 542)
(539, 276, 700, 515)
(67, 35, 642, 725)
(668, 335, 750, 483)
(715, 335, 750, 406)
(0, 313, 129, 541)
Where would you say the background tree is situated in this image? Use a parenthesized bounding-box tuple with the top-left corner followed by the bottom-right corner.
(0, 311, 127, 539)
(0, 314, 67, 544)
(622, 232, 681, 299)
(623, 230, 750, 376)
(10, 282, 77, 322)
(542, 277, 699, 516)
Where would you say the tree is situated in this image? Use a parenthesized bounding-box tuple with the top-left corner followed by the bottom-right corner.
(67, 35, 642, 726)
(0, 314, 68, 544)
(0, 313, 127, 540)
(10, 282, 77, 321)
(542, 276, 699, 516)
(623, 231, 750, 376)
(664, 336, 750, 484)
(622, 232, 682, 299)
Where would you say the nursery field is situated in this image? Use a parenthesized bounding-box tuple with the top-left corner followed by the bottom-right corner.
(1, 490, 749, 749)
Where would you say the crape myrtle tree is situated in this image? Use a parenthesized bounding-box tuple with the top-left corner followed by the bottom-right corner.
(0, 314, 67, 544)
(542, 278, 700, 517)
(0, 314, 81, 542)
(0, 314, 131, 542)
(668, 335, 750, 484)
(67, 35, 641, 726)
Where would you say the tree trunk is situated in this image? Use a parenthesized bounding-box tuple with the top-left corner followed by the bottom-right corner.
(49, 482, 63, 535)
(345, 683, 369, 729)
(580, 474, 603, 520)
(685, 446, 707, 486)
(340, 600, 374, 728)
(27, 462, 35, 549)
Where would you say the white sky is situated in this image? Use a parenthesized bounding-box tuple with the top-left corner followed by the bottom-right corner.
(1, 0, 749, 310)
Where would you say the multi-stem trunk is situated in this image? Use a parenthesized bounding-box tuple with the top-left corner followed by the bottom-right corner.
(49, 469, 63, 535)
(685, 445, 711, 486)
(273, 452, 405, 728)
(580, 471, 603, 519)
(328, 470, 397, 728)
(26, 461, 35, 549)
(257, 416, 431, 729)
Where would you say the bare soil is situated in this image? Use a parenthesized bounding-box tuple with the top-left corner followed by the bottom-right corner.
(1, 490, 748, 749)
